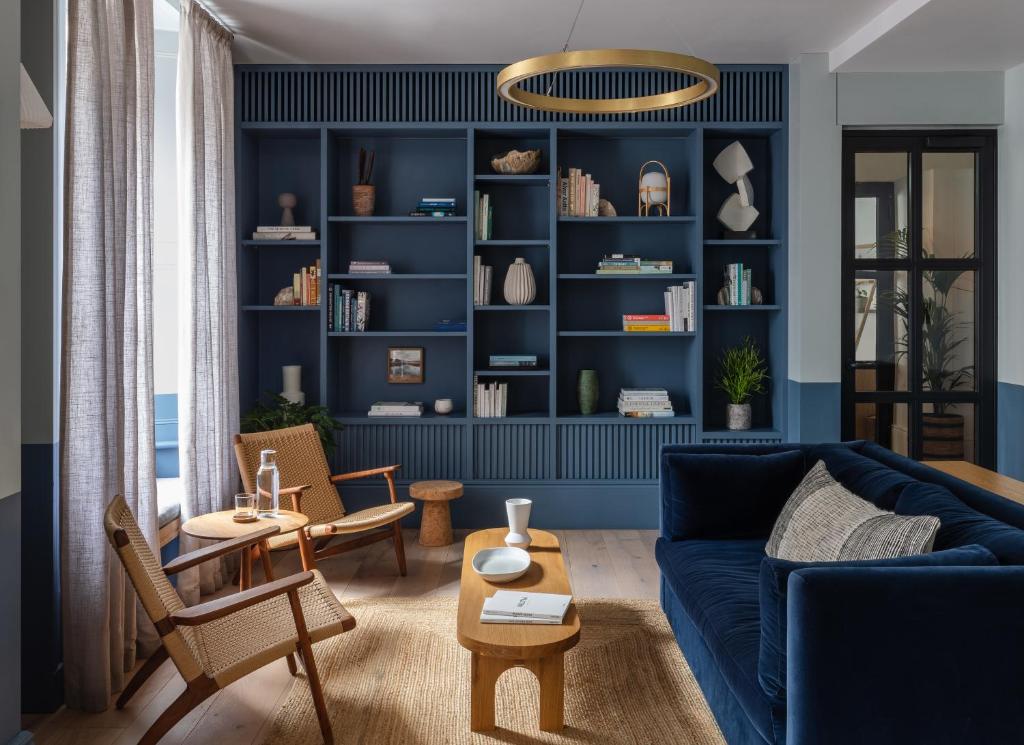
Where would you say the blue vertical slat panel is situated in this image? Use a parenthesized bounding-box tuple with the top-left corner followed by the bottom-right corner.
(556, 424, 695, 481)
(702, 436, 783, 445)
(335, 424, 465, 481)
(474, 424, 550, 481)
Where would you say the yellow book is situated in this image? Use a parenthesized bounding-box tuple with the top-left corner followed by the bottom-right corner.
(623, 324, 671, 332)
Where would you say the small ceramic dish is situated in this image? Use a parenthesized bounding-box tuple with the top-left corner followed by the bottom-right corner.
(472, 546, 531, 583)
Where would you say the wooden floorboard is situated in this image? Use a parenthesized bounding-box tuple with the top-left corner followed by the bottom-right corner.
(31, 528, 661, 745)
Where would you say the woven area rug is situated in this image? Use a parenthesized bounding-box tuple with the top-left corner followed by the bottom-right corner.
(262, 597, 725, 744)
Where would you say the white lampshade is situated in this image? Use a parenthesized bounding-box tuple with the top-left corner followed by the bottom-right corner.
(640, 171, 668, 205)
(20, 64, 53, 130)
(712, 141, 753, 184)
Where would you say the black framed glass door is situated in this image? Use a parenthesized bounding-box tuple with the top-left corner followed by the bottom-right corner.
(841, 131, 996, 466)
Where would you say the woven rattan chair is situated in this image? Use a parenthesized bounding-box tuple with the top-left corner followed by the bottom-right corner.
(234, 424, 415, 575)
(104, 495, 353, 745)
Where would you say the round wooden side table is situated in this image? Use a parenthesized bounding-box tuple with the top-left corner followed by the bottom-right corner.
(409, 480, 463, 547)
(180, 509, 314, 589)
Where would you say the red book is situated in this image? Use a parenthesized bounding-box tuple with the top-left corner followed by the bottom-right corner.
(623, 314, 670, 321)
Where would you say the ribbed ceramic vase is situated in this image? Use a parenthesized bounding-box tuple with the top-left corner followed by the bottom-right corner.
(503, 258, 536, 305)
(577, 369, 599, 415)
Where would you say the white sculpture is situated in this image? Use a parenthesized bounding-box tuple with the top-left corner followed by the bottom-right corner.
(714, 142, 759, 235)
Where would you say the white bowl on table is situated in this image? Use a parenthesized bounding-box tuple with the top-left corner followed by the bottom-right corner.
(472, 547, 531, 583)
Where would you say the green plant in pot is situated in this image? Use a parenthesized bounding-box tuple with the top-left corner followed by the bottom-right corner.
(716, 337, 769, 431)
(241, 393, 343, 458)
(883, 228, 974, 458)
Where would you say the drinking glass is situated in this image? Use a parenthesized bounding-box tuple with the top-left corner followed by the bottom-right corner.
(234, 493, 256, 519)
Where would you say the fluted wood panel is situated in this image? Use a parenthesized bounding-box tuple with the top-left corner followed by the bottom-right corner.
(335, 424, 464, 481)
(238, 67, 784, 124)
(558, 423, 696, 481)
(473, 424, 550, 480)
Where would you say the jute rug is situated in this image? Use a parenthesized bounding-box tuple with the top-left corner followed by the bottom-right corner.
(262, 597, 725, 744)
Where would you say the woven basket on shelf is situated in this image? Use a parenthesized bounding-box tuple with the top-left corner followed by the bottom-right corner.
(490, 148, 542, 175)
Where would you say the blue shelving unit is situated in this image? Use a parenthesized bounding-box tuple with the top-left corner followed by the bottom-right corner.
(235, 65, 788, 524)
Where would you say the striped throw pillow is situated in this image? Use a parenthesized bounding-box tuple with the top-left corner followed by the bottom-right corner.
(766, 460, 939, 561)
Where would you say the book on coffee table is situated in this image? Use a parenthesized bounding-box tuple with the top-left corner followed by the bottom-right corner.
(480, 590, 572, 624)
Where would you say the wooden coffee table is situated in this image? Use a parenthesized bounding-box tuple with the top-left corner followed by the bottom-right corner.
(456, 528, 581, 732)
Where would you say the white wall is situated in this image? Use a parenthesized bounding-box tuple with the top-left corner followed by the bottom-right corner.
(999, 63, 1024, 387)
(788, 53, 842, 385)
(837, 72, 1005, 127)
(153, 27, 178, 394)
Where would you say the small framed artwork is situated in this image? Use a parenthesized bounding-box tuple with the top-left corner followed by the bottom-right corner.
(387, 347, 424, 384)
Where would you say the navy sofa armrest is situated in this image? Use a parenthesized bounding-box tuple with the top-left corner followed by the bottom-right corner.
(788, 565, 1024, 745)
(659, 444, 809, 541)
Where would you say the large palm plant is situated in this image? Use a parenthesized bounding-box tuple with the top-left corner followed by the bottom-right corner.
(883, 228, 974, 414)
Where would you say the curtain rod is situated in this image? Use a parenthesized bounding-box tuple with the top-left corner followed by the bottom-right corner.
(164, 0, 235, 37)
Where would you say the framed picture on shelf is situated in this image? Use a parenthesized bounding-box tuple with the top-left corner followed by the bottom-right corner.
(387, 347, 424, 384)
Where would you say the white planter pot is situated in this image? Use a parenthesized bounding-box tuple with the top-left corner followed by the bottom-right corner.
(503, 258, 536, 305)
(505, 498, 533, 548)
(727, 403, 752, 431)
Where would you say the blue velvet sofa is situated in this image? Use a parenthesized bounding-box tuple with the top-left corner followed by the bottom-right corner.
(657, 441, 1024, 745)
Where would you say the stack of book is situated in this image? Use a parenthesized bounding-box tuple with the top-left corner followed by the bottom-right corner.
(597, 254, 673, 274)
(434, 319, 467, 332)
(473, 376, 508, 417)
(622, 314, 670, 332)
(724, 263, 753, 305)
(473, 255, 494, 305)
(410, 197, 457, 217)
(327, 286, 370, 332)
(618, 388, 674, 418)
(488, 354, 537, 369)
(665, 281, 697, 331)
(368, 402, 423, 418)
(474, 191, 494, 240)
(480, 591, 572, 625)
(557, 167, 601, 217)
(348, 260, 391, 275)
(252, 225, 317, 241)
(292, 259, 321, 306)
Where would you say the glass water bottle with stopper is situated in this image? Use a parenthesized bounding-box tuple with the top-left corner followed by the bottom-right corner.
(255, 448, 280, 517)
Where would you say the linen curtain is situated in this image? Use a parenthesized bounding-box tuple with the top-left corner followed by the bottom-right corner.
(176, 0, 239, 605)
(61, 0, 158, 712)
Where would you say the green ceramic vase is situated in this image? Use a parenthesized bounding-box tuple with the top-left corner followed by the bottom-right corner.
(577, 369, 599, 415)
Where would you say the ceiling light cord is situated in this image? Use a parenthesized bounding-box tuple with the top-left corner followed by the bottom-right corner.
(545, 0, 586, 97)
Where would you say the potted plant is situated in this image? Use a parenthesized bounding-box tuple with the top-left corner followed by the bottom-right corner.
(241, 393, 343, 458)
(884, 228, 974, 458)
(716, 337, 769, 431)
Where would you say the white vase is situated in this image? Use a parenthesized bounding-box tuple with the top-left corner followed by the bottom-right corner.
(281, 365, 304, 405)
(505, 498, 533, 548)
(503, 258, 536, 305)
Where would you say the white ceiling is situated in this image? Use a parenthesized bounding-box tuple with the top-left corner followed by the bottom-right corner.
(201, 0, 1024, 72)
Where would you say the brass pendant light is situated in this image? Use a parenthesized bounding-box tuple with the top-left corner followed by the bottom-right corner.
(496, 2, 719, 115)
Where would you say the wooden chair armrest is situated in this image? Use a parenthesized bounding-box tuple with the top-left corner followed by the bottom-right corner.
(330, 465, 401, 483)
(171, 571, 316, 626)
(163, 525, 281, 576)
(279, 484, 311, 512)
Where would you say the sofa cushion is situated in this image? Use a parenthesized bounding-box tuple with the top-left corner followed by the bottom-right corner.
(809, 444, 917, 510)
(656, 537, 778, 743)
(661, 449, 806, 540)
(767, 461, 939, 562)
(896, 482, 1024, 564)
(757, 544, 998, 702)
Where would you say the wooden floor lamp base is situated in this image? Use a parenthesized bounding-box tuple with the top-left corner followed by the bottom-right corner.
(470, 652, 565, 732)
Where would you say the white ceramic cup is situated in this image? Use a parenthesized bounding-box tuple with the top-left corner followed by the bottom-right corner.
(505, 498, 533, 548)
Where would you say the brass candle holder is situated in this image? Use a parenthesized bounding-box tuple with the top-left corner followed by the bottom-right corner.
(638, 160, 671, 216)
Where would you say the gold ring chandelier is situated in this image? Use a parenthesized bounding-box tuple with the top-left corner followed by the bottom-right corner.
(496, 49, 720, 115)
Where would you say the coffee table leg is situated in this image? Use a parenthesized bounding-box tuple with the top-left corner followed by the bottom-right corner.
(471, 653, 507, 731)
(536, 653, 565, 731)
(239, 546, 253, 590)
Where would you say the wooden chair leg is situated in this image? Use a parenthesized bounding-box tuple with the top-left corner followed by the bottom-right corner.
(117, 646, 168, 709)
(286, 590, 334, 745)
(138, 677, 217, 745)
(391, 521, 407, 576)
(258, 540, 299, 676)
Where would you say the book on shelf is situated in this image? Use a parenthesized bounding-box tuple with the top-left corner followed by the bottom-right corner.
(474, 380, 508, 418)
(623, 313, 670, 332)
(434, 319, 467, 332)
(664, 281, 697, 332)
(252, 226, 317, 240)
(348, 260, 391, 274)
(327, 284, 369, 331)
(473, 255, 493, 305)
(292, 259, 321, 306)
(474, 191, 494, 240)
(596, 254, 673, 274)
(480, 591, 572, 624)
(557, 167, 601, 217)
(368, 402, 424, 417)
(410, 197, 457, 217)
(618, 388, 674, 417)
(489, 354, 537, 368)
(724, 263, 753, 305)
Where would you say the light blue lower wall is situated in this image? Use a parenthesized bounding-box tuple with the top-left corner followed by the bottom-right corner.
(998, 382, 1024, 480)
(155, 393, 179, 478)
(786, 380, 841, 443)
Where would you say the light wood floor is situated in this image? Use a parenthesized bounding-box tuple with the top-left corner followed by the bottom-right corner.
(29, 529, 661, 745)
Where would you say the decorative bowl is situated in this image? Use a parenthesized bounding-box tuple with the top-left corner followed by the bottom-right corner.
(491, 149, 542, 175)
(472, 546, 531, 583)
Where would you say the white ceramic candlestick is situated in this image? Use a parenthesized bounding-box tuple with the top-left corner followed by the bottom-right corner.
(505, 498, 533, 548)
(281, 365, 305, 405)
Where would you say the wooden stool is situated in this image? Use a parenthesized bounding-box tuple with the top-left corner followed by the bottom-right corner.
(409, 480, 463, 547)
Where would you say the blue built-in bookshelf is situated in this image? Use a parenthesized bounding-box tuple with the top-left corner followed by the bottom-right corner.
(236, 65, 788, 528)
